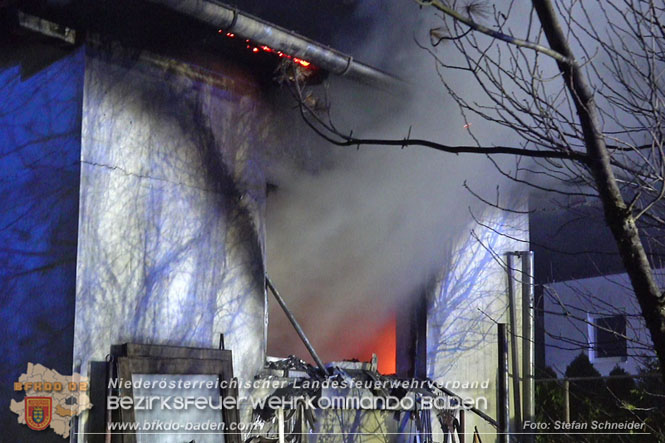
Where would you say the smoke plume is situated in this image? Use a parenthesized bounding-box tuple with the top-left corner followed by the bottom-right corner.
(264, 0, 518, 365)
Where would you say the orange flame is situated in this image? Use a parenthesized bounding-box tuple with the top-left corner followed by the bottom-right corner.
(357, 316, 396, 374)
(218, 30, 314, 69)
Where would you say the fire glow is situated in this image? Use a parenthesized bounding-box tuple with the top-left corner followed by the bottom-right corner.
(218, 29, 313, 68)
(357, 316, 396, 375)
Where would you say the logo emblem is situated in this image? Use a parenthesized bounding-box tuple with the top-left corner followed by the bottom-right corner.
(25, 397, 52, 431)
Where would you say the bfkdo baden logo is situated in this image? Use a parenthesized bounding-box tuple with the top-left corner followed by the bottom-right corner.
(10, 363, 92, 438)
(25, 397, 52, 431)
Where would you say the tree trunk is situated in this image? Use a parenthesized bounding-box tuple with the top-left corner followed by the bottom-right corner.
(533, 0, 665, 381)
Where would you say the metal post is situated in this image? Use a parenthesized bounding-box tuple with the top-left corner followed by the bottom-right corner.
(521, 251, 535, 443)
(563, 380, 570, 423)
(278, 408, 285, 443)
(506, 254, 522, 432)
(264, 279, 269, 364)
(298, 402, 306, 441)
(498, 323, 510, 443)
(266, 276, 329, 375)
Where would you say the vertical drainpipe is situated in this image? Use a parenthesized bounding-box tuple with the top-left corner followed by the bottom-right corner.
(497, 323, 510, 443)
(264, 279, 269, 365)
(506, 253, 522, 433)
(521, 251, 535, 442)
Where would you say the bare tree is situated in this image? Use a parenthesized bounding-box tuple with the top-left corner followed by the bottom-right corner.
(281, 0, 665, 382)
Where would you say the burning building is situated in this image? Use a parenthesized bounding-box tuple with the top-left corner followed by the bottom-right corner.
(1, 1, 537, 442)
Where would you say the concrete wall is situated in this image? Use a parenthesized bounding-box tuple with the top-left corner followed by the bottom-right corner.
(73, 41, 273, 435)
(427, 206, 529, 442)
(0, 43, 84, 441)
(544, 272, 658, 376)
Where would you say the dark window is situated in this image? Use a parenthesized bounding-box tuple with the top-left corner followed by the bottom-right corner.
(592, 315, 627, 359)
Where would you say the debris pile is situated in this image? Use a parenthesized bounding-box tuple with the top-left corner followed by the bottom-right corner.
(246, 356, 463, 443)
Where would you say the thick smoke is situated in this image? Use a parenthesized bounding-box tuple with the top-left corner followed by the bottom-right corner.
(264, 0, 518, 364)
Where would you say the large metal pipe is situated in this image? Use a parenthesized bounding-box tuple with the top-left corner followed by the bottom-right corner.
(520, 251, 535, 443)
(497, 323, 510, 443)
(506, 253, 522, 432)
(265, 276, 329, 375)
(144, 0, 398, 88)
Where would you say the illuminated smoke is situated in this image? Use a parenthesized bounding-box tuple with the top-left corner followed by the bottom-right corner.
(263, 0, 518, 368)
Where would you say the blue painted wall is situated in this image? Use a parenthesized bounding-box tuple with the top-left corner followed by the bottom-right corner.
(0, 43, 83, 440)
